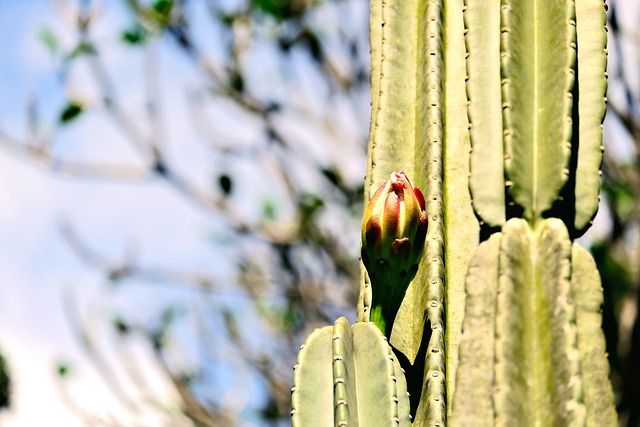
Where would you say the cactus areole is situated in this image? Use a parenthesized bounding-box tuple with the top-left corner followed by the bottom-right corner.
(361, 171, 428, 336)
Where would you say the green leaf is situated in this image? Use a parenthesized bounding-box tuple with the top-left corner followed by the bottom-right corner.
(68, 42, 96, 59)
(251, 0, 291, 20)
(56, 362, 71, 378)
(152, 0, 172, 15)
(321, 167, 340, 187)
(218, 174, 232, 196)
(59, 103, 83, 123)
(39, 27, 59, 54)
(262, 199, 277, 220)
(0, 351, 10, 409)
(229, 71, 244, 93)
(298, 193, 324, 232)
(113, 317, 131, 335)
(501, 0, 576, 223)
(122, 24, 149, 44)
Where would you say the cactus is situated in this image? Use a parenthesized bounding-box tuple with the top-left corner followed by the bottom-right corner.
(292, 0, 616, 425)
(449, 0, 615, 425)
(291, 317, 411, 426)
(450, 219, 616, 426)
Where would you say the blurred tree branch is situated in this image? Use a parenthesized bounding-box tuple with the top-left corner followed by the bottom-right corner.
(0, 0, 369, 424)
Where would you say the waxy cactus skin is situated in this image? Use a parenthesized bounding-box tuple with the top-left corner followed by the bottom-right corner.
(361, 171, 428, 336)
(292, 0, 616, 424)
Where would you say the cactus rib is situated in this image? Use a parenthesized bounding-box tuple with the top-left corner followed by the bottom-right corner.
(442, 0, 483, 409)
(494, 218, 585, 426)
(450, 234, 501, 426)
(291, 327, 334, 426)
(501, 0, 576, 223)
(450, 219, 612, 426)
(572, 0, 608, 233)
(411, 0, 447, 422)
(464, 0, 505, 227)
(571, 244, 618, 426)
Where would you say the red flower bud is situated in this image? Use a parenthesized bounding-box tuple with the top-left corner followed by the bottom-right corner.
(361, 172, 428, 335)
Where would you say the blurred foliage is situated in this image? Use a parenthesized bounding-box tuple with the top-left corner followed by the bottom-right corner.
(59, 103, 83, 123)
(0, 351, 9, 410)
(0, 0, 369, 425)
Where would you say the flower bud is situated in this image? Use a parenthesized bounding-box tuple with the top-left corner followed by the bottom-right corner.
(361, 171, 428, 336)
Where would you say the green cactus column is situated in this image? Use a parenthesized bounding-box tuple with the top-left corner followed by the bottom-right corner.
(361, 0, 452, 424)
(293, 0, 616, 424)
(450, 0, 616, 425)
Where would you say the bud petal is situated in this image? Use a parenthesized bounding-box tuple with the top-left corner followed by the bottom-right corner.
(383, 192, 400, 239)
(414, 187, 426, 211)
(364, 214, 382, 255)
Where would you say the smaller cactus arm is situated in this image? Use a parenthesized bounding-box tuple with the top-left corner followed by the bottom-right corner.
(573, 0, 608, 233)
(414, 0, 447, 387)
(292, 319, 411, 426)
(291, 326, 334, 427)
(414, 2, 448, 424)
(501, 0, 576, 223)
(450, 222, 618, 426)
(571, 244, 618, 426)
(413, 321, 446, 427)
(360, 0, 385, 323)
(450, 234, 502, 427)
(464, 0, 505, 227)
